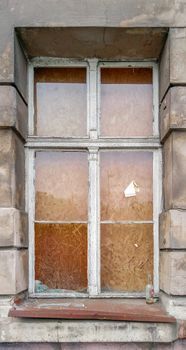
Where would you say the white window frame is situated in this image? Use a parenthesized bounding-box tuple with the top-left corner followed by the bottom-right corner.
(26, 58, 162, 298)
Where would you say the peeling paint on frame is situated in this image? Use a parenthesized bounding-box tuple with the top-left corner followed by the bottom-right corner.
(27, 58, 161, 298)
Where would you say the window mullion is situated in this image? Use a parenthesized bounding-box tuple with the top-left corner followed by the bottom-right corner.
(88, 148, 100, 296)
(28, 63, 34, 136)
(28, 149, 36, 295)
(152, 63, 159, 137)
(88, 59, 98, 139)
(153, 149, 162, 294)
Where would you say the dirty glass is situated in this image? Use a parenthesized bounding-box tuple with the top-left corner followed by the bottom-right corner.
(100, 151, 153, 221)
(35, 151, 88, 293)
(101, 224, 153, 292)
(35, 151, 88, 221)
(100, 68, 153, 137)
(34, 67, 87, 137)
(35, 223, 87, 292)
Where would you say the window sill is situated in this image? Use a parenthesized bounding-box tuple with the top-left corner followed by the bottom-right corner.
(8, 298, 176, 323)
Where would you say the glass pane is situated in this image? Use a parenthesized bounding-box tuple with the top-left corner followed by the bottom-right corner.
(34, 67, 87, 137)
(101, 224, 153, 292)
(35, 152, 88, 221)
(100, 68, 153, 137)
(100, 151, 153, 221)
(35, 223, 87, 292)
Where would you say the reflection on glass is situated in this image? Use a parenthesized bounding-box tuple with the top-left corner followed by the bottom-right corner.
(35, 152, 88, 221)
(35, 223, 87, 292)
(100, 68, 153, 137)
(100, 151, 153, 221)
(34, 67, 87, 137)
(101, 224, 153, 292)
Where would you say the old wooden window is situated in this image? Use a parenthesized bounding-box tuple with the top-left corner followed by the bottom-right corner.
(27, 59, 161, 297)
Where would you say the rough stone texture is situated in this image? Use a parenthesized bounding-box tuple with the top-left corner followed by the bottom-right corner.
(159, 31, 170, 102)
(0, 249, 28, 295)
(17, 27, 167, 60)
(0, 0, 185, 346)
(171, 28, 186, 84)
(0, 130, 16, 208)
(0, 342, 186, 350)
(0, 130, 25, 210)
(14, 131, 25, 210)
(0, 319, 177, 343)
(0, 208, 27, 247)
(178, 320, 186, 339)
(0, 0, 186, 84)
(160, 87, 186, 142)
(160, 252, 186, 295)
(0, 27, 14, 82)
(163, 132, 186, 210)
(160, 28, 186, 101)
(160, 209, 186, 249)
(9, 0, 186, 28)
(160, 291, 186, 320)
(163, 133, 173, 210)
(14, 34, 28, 103)
(0, 297, 14, 318)
(0, 86, 27, 139)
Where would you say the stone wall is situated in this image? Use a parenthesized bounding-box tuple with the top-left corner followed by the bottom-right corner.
(0, 0, 186, 347)
(0, 341, 186, 350)
(159, 29, 186, 299)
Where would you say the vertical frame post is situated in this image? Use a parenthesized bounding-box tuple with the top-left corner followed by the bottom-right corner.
(153, 149, 162, 294)
(28, 63, 34, 136)
(88, 59, 98, 139)
(28, 149, 36, 294)
(88, 148, 100, 296)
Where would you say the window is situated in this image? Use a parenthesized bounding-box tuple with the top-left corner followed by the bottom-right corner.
(27, 59, 161, 298)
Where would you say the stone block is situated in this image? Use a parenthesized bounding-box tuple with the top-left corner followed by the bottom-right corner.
(14, 131, 25, 210)
(163, 134, 173, 210)
(0, 344, 60, 350)
(0, 296, 13, 317)
(163, 132, 186, 210)
(0, 320, 176, 343)
(0, 25, 14, 82)
(160, 291, 186, 320)
(0, 1, 186, 84)
(0, 208, 28, 247)
(160, 29, 186, 101)
(0, 130, 15, 207)
(14, 34, 28, 103)
(171, 28, 186, 85)
(160, 87, 186, 142)
(0, 129, 25, 209)
(159, 33, 170, 102)
(160, 209, 186, 249)
(17, 27, 167, 60)
(0, 86, 27, 139)
(0, 319, 58, 342)
(0, 249, 28, 294)
(9, 0, 186, 28)
(160, 252, 186, 295)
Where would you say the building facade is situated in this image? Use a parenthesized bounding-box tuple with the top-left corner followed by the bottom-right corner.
(0, 0, 186, 348)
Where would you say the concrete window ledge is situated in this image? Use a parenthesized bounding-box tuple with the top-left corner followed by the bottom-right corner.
(2, 298, 177, 343)
(0, 318, 177, 343)
(8, 298, 175, 323)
